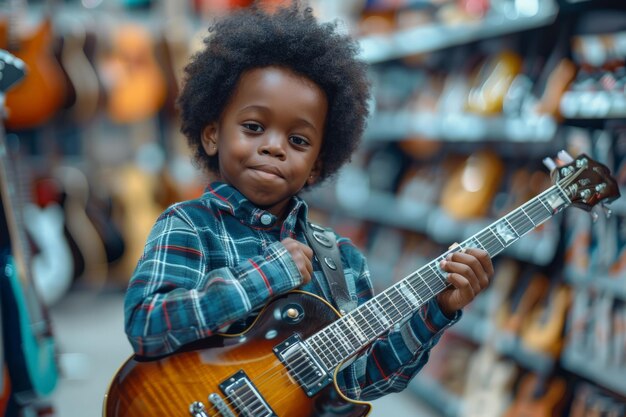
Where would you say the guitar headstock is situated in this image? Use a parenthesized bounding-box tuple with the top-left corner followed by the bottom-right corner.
(0, 50, 26, 95)
(547, 152, 621, 212)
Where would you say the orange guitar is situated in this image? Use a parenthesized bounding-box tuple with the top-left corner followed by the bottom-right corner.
(103, 153, 620, 417)
(521, 282, 571, 358)
(0, 0, 65, 130)
(502, 373, 566, 417)
(440, 150, 504, 220)
(100, 23, 167, 124)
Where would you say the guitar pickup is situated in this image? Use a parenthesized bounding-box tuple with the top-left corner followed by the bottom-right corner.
(274, 334, 332, 397)
(218, 370, 277, 417)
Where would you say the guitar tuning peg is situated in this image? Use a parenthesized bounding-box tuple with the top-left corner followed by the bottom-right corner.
(557, 150, 574, 163)
(601, 204, 613, 219)
(543, 157, 557, 171)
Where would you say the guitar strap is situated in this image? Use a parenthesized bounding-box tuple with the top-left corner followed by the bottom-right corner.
(300, 220, 357, 315)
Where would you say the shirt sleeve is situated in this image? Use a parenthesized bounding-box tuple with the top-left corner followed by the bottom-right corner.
(124, 206, 303, 357)
(334, 241, 461, 401)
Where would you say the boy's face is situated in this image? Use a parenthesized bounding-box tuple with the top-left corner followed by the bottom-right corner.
(202, 66, 327, 218)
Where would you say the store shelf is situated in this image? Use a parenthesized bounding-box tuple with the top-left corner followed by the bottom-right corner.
(560, 91, 626, 120)
(409, 375, 462, 417)
(358, 1, 559, 63)
(565, 274, 626, 300)
(305, 186, 561, 266)
(364, 111, 558, 143)
(451, 313, 555, 373)
(561, 346, 626, 397)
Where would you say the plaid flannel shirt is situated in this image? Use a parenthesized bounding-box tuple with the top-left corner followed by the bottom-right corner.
(124, 182, 460, 400)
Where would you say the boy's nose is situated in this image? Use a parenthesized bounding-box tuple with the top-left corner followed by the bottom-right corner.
(258, 135, 286, 160)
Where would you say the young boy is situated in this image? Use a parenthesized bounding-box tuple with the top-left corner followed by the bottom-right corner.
(124, 1, 493, 411)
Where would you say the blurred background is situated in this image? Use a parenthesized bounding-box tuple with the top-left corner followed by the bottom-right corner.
(1, 0, 625, 416)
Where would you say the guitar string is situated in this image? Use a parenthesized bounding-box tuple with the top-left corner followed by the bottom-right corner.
(201, 191, 562, 415)
(201, 179, 578, 414)
(200, 196, 557, 416)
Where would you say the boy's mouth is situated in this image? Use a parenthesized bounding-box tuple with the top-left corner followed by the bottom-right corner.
(249, 165, 284, 179)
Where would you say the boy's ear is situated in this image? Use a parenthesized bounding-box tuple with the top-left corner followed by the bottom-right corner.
(201, 123, 219, 156)
(307, 160, 323, 185)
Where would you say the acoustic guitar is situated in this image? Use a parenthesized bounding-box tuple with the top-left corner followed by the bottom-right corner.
(0, 0, 65, 130)
(103, 152, 620, 417)
(502, 372, 566, 417)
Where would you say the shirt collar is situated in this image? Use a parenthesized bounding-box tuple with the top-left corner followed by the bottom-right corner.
(204, 182, 308, 236)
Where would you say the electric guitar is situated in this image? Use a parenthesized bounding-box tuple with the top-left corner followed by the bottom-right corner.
(103, 152, 620, 417)
(0, 50, 58, 399)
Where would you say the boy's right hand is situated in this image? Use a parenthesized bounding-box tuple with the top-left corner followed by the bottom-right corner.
(282, 238, 313, 284)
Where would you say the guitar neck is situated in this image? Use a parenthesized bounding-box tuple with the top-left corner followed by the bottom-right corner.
(306, 184, 571, 370)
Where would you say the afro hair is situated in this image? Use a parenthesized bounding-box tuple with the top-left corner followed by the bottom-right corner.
(176, 2, 371, 186)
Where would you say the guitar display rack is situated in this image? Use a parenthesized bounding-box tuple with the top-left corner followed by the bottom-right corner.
(1, 0, 625, 416)
(306, 1, 626, 416)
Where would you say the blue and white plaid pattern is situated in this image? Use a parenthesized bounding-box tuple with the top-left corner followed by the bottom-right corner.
(124, 182, 459, 400)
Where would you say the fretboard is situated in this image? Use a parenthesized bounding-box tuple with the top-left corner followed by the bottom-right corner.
(306, 184, 571, 370)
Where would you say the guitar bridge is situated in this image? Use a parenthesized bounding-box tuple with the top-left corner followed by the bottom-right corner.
(218, 370, 277, 417)
(274, 334, 332, 397)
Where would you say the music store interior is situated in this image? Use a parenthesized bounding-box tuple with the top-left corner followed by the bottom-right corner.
(1, 0, 625, 416)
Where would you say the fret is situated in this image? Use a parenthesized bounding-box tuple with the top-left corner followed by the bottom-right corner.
(374, 298, 394, 325)
(303, 176, 581, 369)
(319, 330, 340, 364)
(529, 200, 548, 224)
(398, 281, 421, 308)
(419, 270, 435, 296)
(538, 194, 553, 214)
(354, 308, 377, 340)
(389, 286, 413, 313)
(361, 302, 386, 335)
(493, 218, 518, 246)
(370, 300, 391, 329)
(381, 291, 403, 321)
(338, 317, 362, 349)
(503, 217, 520, 237)
(330, 324, 351, 357)
(520, 206, 537, 226)
(345, 315, 368, 344)
(466, 236, 485, 252)
(405, 278, 425, 305)
(487, 226, 507, 253)
(428, 263, 448, 290)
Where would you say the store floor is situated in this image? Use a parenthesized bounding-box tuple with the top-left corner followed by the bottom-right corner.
(48, 289, 439, 417)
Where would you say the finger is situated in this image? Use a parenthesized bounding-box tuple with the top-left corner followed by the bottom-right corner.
(447, 273, 475, 302)
(441, 256, 481, 294)
(464, 248, 494, 278)
(302, 243, 314, 260)
(305, 256, 313, 278)
(446, 251, 489, 289)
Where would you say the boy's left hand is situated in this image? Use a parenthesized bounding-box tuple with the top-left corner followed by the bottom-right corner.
(436, 247, 494, 318)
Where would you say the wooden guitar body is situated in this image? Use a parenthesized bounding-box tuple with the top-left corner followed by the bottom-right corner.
(103, 291, 371, 417)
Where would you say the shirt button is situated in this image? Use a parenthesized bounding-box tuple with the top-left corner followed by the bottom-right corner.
(260, 213, 272, 225)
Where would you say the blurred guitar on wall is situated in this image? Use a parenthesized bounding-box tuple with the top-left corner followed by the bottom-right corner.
(99, 22, 167, 125)
(0, 0, 65, 130)
(0, 49, 58, 407)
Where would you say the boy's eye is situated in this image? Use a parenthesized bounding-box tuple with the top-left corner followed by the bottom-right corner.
(290, 136, 310, 147)
(243, 123, 263, 132)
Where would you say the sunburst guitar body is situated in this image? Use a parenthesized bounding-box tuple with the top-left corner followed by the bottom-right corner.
(103, 291, 370, 417)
